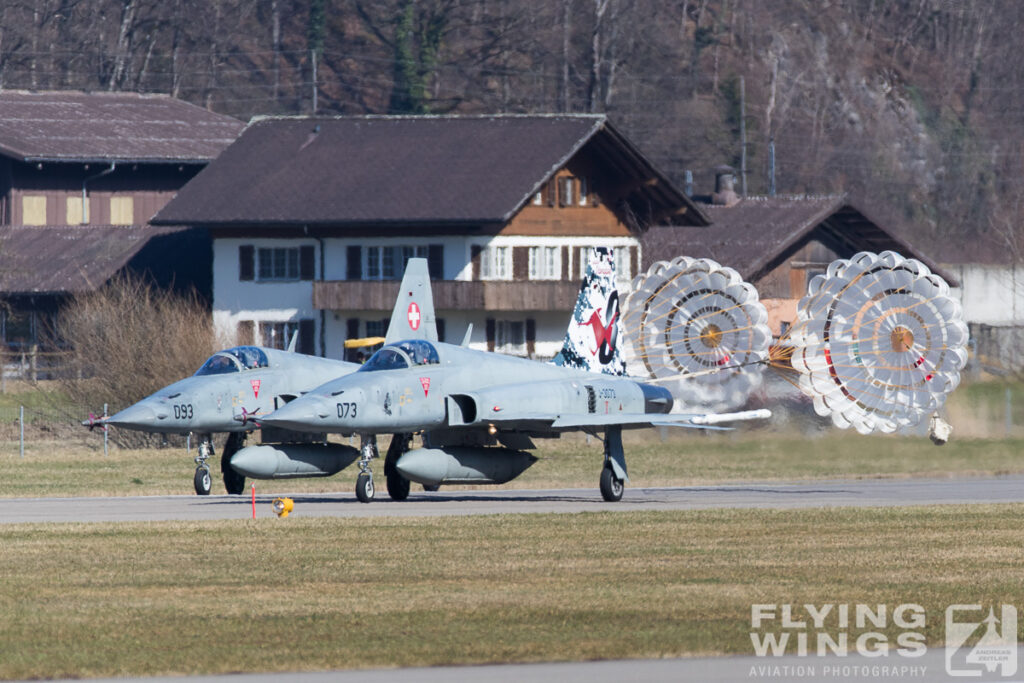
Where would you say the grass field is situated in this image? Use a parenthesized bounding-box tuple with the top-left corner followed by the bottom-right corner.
(0, 505, 1022, 678)
(0, 376, 1018, 497)
(1, 429, 1022, 498)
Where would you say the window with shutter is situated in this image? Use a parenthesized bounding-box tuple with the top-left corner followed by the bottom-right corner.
(346, 246, 362, 280)
(239, 246, 255, 281)
(428, 244, 444, 280)
(236, 320, 254, 345)
(299, 245, 315, 280)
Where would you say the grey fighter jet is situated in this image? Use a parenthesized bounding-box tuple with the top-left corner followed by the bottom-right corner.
(92, 259, 438, 496)
(257, 249, 769, 503)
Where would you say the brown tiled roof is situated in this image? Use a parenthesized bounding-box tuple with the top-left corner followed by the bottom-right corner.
(641, 195, 956, 285)
(0, 90, 243, 163)
(0, 225, 194, 295)
(152, 114, 708, 228)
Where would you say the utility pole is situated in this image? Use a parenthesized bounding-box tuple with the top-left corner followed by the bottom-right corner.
(739, 76, 748, 197)
(311, 49, 318, 114)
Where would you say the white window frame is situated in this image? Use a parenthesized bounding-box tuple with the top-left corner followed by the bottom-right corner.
(578, 246, 631, 281)
(260, 320, 299, 349)
(365, 245, 429, 280)
(614, 247, 630, 282)
(480, 245, 511, 281)
(257, 247, 300, 281)
(560, 177, 574, 206)
(529, 246, 561, 280)
(578, 177, 588, 206)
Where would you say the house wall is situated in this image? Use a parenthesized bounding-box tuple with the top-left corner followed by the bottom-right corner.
(753, 239, 839, 335)
(4, 161, 200, 226)
(945, 264, 1024, 326)
(214, 233, 639, 360)
(945, 263, 1024, 373)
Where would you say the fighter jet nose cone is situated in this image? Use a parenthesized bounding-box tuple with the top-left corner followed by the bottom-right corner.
(105, 403, 162, 430)
(260, 400, 325, 431)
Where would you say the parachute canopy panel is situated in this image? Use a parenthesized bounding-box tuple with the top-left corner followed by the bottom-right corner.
(622, 256, 772, 411)
(784, 251, 968, 434)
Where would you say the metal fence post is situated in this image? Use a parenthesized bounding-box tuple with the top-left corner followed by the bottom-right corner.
(1007, 388, 1013, 438)
(103, 403, 109, 457)
(19, 405, 24, 459)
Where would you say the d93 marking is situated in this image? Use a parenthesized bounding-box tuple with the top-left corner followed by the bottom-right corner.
(173, 404, 194, 420)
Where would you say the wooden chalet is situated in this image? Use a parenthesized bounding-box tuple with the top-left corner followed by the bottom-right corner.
(0, 90, 242, 352)
(642, 194, 955, 336)
(0, 90, 242, 227)
(152, 114, 708, 359)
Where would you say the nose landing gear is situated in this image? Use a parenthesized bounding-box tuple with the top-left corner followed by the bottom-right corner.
(355, 435, 379, 503)
(193, 436, 214, 495)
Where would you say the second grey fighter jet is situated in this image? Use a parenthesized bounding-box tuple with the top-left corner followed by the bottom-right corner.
(94, 259, 439, 495)
(258, 249, 769, 503)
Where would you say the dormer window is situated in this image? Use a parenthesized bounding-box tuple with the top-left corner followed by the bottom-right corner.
(560, 177, 574, 206)
(578, 177, 588, 206)
(532, 185, 544, 206)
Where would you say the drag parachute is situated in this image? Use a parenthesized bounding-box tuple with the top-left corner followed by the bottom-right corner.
(782, 251, 968, 434)
(621, 256, 772, 410)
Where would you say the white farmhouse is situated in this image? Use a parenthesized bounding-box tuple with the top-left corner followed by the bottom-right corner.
(152, 114, 708, 360)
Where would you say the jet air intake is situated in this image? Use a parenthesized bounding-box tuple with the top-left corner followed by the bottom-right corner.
(230, 443, 359, 479)
(395, 446, 537, 487)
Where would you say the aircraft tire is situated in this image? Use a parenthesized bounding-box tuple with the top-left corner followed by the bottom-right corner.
(599, 465, 623, 502)
(223, 467, 246, 495)
(386, 470, 410, 501)
(356, 473, 375, 503)
(194, 467, 212, 496)
(222, 432, 246, 495)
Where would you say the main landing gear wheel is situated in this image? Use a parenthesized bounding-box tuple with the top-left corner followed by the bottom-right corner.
(600, 466, 624, 502)
(384, 434, 411, 501)
(356, 472, 375, 503)
(222, 432, 246, 495)
(386, 470, 410, 501)
(194, 467, 212, 496)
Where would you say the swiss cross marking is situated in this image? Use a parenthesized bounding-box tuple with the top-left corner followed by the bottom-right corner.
(408, 302, 421, 330)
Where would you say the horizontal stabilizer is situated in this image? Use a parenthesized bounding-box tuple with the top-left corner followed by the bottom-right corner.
(549, 408, 771, 429)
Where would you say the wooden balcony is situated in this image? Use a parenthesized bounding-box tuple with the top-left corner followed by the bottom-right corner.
(313, 279, 580, 312)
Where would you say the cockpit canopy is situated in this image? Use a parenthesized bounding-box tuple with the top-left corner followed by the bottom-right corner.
(358, 340, 439, 373)
(194, 346, 270, 376)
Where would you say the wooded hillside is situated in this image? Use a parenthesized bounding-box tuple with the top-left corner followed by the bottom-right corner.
(3, 0, 1020, 260)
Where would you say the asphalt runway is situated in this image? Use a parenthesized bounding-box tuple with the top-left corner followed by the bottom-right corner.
(4, 474, 1024, 524)
(49, 648, 1024, 683)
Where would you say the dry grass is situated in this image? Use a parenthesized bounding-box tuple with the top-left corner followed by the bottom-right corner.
(1, 428, 1023, 498)
(0, 505, 1022, 678)
(53, 275, 219, 447)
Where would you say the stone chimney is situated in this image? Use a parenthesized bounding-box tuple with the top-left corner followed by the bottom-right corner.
(711, 165, 740, 207)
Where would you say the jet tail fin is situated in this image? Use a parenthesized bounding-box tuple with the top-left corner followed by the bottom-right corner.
(286, 330, 298, 353)
(385, 257, 438, 344)
(552, 247, 627, 376)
